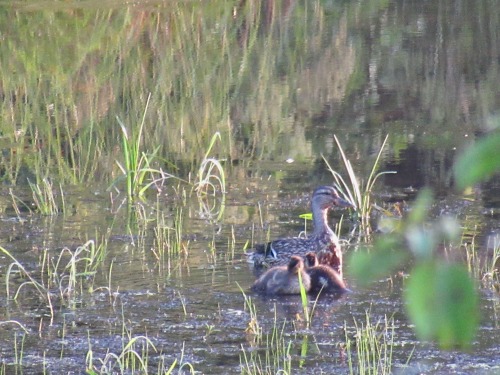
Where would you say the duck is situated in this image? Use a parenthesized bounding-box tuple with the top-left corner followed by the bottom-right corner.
(251, 255, 311, 295)
(304, 252, 351, 295)
(247, 185, 353, 275)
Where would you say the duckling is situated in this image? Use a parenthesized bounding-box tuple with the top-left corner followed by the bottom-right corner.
(251, 255, 311, 295)
(304, 252, 350, 295)
(247, 186, 353, 275)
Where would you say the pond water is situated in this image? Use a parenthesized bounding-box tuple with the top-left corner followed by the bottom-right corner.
(0, 0, 500, 374)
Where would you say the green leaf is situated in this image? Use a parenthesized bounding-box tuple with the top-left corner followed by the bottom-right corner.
(404, 262, 479, 349)
(454, 132, 500, 190)
(437, 216, 461, 244)
(348, 236, 407, 287)
(299, 213, 313, 220)
(405, 226, 436, 260)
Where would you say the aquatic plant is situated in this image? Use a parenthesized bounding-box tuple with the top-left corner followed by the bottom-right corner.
(485, 239, 500, 289)
(86, 334, 195, 375)
(238, 284, 262, 338)
(40, 240, 105, 305)
(153, 205, 186, 270)
(28, 178, 65, 216)
(85, 299, 195, 374)
(240, 315, 292, 375)
(1, 238, 108, 326)
(194, 132, 227, 196)
(9, 179, 65, 217)
(345, 313, 404, 375)
(323, 134, 395, 234)
(464, 234, 500, 292)
(298, 271, 311, 325)
(1, 245, 55, 322)
(113, 99, 160, 200)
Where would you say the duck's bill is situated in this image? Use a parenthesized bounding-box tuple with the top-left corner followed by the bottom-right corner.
(335, 197, 355, 209)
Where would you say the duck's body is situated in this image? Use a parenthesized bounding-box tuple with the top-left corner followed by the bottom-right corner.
(251, 256, 311, 295)
(247, 186, 352, 275)
(304, 252, 350, 295)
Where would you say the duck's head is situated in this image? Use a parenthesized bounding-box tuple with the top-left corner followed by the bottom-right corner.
(287, 255, 305, 274)
(304, 252, 319, 267)
(312, 186, 354, 210)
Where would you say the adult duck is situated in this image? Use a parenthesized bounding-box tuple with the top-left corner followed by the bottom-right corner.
(247, 185, 353, 275)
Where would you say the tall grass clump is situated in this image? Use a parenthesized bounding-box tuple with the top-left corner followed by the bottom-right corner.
(153, 207, 186, 267)
(40, 240, 106, 304)
(345, 313, 405, 375)
(485, 238, 500, 290)
(238, 284, 261, 338)
(86, 318, 195, 374)
(1, 245, 55, 322)
(113, 101, 159, 200)
(111, 94, 182, 201)
(240, 315, 292, 375)
(1, 239, 108, 324)
(194, 132, 226, 196)
(465, 234, 500, 291)
(28, 178, 65, 215)
(323, 135, 395, 233)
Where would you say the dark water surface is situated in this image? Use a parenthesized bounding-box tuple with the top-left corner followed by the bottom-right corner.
(1, 0, 500, 374)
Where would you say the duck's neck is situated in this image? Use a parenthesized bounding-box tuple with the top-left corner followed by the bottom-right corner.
(312, 205, 333, 236)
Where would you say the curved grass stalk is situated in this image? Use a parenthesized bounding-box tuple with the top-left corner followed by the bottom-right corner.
(9, 188, 33, 218)
(2, 247, 47, 300)
(323, 134, 396, 234)
(1, 246, 55, 324)
(111, 93, 183, 200)
(195, 132, 226, 195)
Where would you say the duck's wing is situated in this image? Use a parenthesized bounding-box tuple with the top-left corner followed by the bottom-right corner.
(266, 237, 311, 256)
(265, 271, 286, 294)
(247, 237, 312, 267)
(246, 242, 275, 265)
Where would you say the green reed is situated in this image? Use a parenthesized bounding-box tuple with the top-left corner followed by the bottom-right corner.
(1, 245, 54, 318)
(86, 334, 157, 374)
(324, 134, 395, 234)
(465, 234, 500, 291)
(238, 284, 262, 338)
(194, 132, 226, 195)
(487, 239, 500, 288)
(28, 178, 65, 215)
(85, 309, 195, 375)
(1, 237, 108, 324)
(153, 207, 185, 264)
(345, 313, 404, 375)
(298, 271, 311, 325)
(240, 314, 292, 375)
(113, 95, 160, 200)
(41, 240, 105, 305)
(14, 331, 27, 369)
